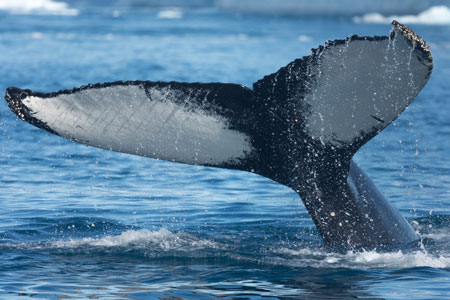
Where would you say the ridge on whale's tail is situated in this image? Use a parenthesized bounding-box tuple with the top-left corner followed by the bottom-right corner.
(5, 21, 433, 247)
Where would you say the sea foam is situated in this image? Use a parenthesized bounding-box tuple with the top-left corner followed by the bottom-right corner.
(353, 6, 450, 25)
(53, 228, 219, 250)
(275, 246, 450, 269)
(157, 8, 184, 19)
(4, 227, 450, 269)
(0, 0, 78, 16)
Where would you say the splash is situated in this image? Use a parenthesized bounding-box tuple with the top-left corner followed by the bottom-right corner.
(2, 225, 450, 270)
(0, 0, 78, 16)
(272, 220, 450, 269)
(275, 247, 450, 269)
(353, 6, 450, 25)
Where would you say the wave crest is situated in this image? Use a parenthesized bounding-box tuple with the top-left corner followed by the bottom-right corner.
(53, 228, 219, 250)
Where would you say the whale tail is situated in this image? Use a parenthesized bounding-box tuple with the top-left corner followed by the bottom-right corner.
(251, 20, 432, 185)
(5, 21, 432, 247)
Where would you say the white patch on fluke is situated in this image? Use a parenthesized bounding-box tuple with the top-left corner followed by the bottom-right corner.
(22, 84, 253, 166)
(304, 29, 431, 146)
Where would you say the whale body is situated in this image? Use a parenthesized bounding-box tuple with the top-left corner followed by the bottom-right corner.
(5, 21, 433, 247)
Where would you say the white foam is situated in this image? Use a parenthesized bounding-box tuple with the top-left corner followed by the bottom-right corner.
(353, 6, 450, 25)
(298, 35, 312, 42)
(157, 9, 183, 19)
(0, 0, 78, 16)
(216, 0, 450, 16)
(4, 229, 450, 269)
(53, 228, 219, 250)
(276, 247, 450, 269)
(347, 249, 450, 268)
(30, 32, 46, 39)
(415, 224, 450, 241)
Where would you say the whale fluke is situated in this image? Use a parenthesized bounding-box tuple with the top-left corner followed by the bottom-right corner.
(5, 21, 432, 247)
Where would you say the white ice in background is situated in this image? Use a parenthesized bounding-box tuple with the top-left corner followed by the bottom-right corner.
(157, 8, 184, 19)
(297, 35, 312, 42)
(353, 6, 450, 25)
(112, 10, 121, 18)
(53, 228, 219, 250)
(0, 0, 78, 16)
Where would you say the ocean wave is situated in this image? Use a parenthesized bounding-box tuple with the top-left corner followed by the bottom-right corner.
(52, 228, 219, 250)
(2, 228, 450, 269)
(2, 215, 450, 270)
(353, 5, 450, 25)
(272, 218, 450, 269)
(0, 0, 78, 16)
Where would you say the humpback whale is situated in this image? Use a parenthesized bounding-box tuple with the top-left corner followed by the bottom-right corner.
(5, 21, 433, 247)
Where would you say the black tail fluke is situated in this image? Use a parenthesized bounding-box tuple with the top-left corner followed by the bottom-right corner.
(250, 21, 431, 246)
(4, 21, 432, 247)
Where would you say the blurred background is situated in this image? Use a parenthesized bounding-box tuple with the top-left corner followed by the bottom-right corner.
(3, 0, 450, 16)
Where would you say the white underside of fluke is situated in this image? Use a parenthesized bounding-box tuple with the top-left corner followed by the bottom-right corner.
(22, 84, 253, 165)
(304, 30, 431, 146)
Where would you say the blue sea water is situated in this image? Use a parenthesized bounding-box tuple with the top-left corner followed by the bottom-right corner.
(1, 2, 450, 299)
